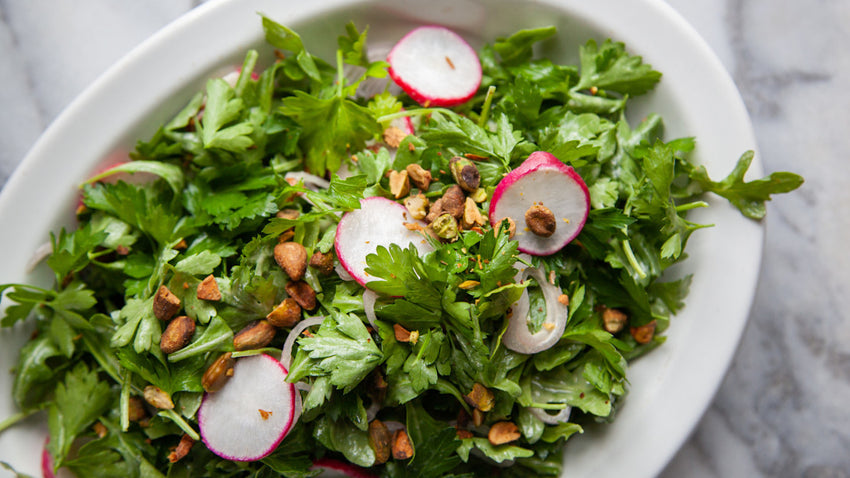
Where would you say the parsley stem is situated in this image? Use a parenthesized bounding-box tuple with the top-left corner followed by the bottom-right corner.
(120, 369, 132, 432)
(376, 107, 446, 124)
(621, 239, 647, 280)
(675, 200, 709, 212)
(336, 49, 345, 98)
(478, 85, 496, 128)
(0, 406, 43, 433)
(158, 409, 200, 441)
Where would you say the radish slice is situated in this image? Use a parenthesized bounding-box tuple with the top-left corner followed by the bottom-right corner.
(198, 354, 296, 461)
(334, 196, 432, 287)
(489, 151, 590, 256)
(528, 406, 572, 425)
(502, 258, 567, 354)
(312, 458, 378, 478)
(387, 26, 482, 107)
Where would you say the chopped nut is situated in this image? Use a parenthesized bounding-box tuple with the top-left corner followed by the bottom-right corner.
(464, 383, 495, 412)
(557, 294, 570, 306)
(393, 323, 412, 342)
(93, 421, 108, 438)
(388, 170, 411, 199)
(450, 157, 481, 192)
(160, 315, 196, 354)
(392, 429, 414, 460)
(276, 208, 300, 220)
(461, 197, 486, 229)
(488, 421, 521, 446)
(127, 396, 148, 422)
(456, 429, 474, 440)
(470, 187, 488, 203)
(494, 217, 517, 239)
(424, 197, 444, 224)
(440, 185, 465, 219)
(168, 434, 195, 463)
(153, 285, 181, 321)
(601, 307, 628, 334)
(172, 239, 188, 250)
(405, 163, 432, 191)
(258, 409, 273, 420)
(143, 385, 174, 410)
(274, 242, 308, 281)
(525, 204, 557, 237)
(383, 126, 408, 148)
(369, 420, 393, 465)
(404, 193, 429, 220)
(116, 245, 130, 256)
(233, 320, 277, 351)
(429, 213, 459, 241)
(458, 280, 480, 290)
(196, 275, 222, 301)
(285, 280, 317, 310)
(267, 298, 302, 328)
(309, 250, 335, 276)
(471, 408, 485, 427)
(202, 352, 235, 393)
(630, 320, 657, 344)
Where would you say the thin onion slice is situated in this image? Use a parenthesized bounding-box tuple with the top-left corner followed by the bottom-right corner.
(280, 316, 325, 370)
(528, 406, 572, 425)
(362, 289, 379, 330)
(285, 171, 330, 190)
(502, 257, 568, 354)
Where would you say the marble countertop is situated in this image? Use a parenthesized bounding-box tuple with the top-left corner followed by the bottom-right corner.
(1, 1, 846, 476)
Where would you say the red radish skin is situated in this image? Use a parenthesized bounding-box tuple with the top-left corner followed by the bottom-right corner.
(312, 458, 378, 478)
(387, 26, 481, 107)
(198, 354, 297, 462)
(489, 152, 590, 256)
(334, 196, 432, 287)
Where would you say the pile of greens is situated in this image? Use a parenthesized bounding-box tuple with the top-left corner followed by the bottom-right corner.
(0, 17, 802, 478)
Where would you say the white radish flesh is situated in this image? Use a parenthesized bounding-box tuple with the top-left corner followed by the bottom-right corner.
(387, 26, 481, 107)
(502, 258, 568, 354)
(198, 354, 296, 461)
(334, 196, 432, 287)
(489, 151, 590, 256)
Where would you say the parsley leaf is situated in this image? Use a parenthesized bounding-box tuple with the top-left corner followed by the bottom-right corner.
(574, 39, 662, 95)
(200, 78, 255, 153)
(683, 150, 804, 219)
(281, 91, 380, 176)
(47, 362, 113, 469)
(288, 311, 383, 392)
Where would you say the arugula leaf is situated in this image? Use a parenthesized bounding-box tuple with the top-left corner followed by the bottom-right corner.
(683, 150, 804, 219)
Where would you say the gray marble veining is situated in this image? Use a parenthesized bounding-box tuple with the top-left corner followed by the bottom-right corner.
(1, 1, 847, 476)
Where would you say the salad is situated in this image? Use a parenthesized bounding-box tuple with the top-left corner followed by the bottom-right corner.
(0, 16, 803, 478)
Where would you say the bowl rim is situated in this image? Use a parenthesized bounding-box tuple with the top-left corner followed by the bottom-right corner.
(0, 0, 762, 477)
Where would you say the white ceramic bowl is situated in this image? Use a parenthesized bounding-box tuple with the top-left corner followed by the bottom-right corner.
(0, 0, 762, 477)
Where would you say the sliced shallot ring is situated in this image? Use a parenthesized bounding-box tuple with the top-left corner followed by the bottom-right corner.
(285, 171, 331, 190)
(362, 289, 379, 330)
(280, 316, 325, 370)
(502, 258, 568, 354)
(528, 406, 572, 425)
